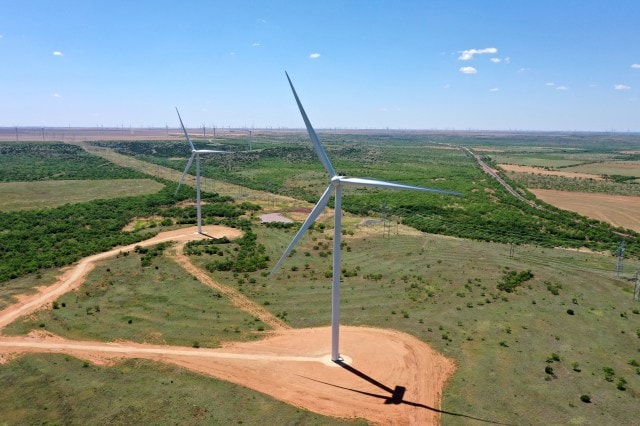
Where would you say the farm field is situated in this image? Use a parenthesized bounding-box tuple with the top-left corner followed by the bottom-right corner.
(0, 179, 164, 211)
(530, 189, 640, 233)
(0, 132, 639, 424)
(498, 164, 603, 180)
(564, 161, 640, 178)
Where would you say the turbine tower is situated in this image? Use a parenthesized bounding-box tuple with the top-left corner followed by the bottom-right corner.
(270, 72, 463, 362)
(174, 108, 227, 234)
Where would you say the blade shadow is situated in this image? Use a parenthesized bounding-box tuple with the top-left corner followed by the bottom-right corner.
(297, 361, 514, 425)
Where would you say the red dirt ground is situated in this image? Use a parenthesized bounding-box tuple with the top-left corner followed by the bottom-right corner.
(0, 226, 456, 425)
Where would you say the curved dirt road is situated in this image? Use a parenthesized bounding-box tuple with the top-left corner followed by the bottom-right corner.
(0, 225, 456, 425)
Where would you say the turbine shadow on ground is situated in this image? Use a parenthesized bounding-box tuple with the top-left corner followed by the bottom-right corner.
(300, 361, 513, 426)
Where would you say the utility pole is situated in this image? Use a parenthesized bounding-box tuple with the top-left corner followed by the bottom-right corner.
(15, 127, 18, 142)
(634, 270, 640, 302)
(616, 240, 625, 278)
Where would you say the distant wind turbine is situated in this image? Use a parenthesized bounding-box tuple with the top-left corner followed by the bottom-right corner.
(174, 108, 227, 234)
(270, 72, 463, 362)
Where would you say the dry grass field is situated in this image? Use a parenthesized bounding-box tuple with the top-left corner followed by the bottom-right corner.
(498, 164, 604, 180)
(531, 189, 640, 233)
(0, 179, 164, 211)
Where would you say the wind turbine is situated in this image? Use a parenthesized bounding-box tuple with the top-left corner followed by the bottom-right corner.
(174, 108, 227, 234)
(270, 72, 463, 362)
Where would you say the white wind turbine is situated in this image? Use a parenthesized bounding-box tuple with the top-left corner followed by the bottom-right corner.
(174, 107, 228, 234)
(270, 72, 463, 362)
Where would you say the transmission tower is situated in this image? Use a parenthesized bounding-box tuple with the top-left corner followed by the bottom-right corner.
(616, 240, 625, 278)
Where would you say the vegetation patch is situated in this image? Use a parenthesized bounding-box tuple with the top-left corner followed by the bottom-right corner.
(497, 270, 534, 293)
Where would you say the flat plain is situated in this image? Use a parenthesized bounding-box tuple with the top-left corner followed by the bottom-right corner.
(0, 131, 639, 425)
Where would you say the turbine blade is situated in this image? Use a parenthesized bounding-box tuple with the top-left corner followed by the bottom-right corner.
(269, 185, 334, 277)
(285, 71, 337, 177)
(195, 149, 228, 154)
(340, 177, 463, 196)
(175, 107, 196, 151)
(174, 153, 195, 195)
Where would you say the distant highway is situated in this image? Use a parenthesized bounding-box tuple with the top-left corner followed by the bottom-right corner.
(461, 146, 546, 210)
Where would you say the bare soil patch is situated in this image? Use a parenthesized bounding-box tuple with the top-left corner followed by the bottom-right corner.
(531, 189, 640, 232)
(259, 212, 293, 223)
(499, 164, 604, 180)
(0, 327, 455, 425)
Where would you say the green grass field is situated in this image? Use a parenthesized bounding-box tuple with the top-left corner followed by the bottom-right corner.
(2, 133, 640, 424)
(0, 354, 361, 425)
(564, 161, 640, 177)
(4, 246, 269, 348)
(0, 179, 164, 211)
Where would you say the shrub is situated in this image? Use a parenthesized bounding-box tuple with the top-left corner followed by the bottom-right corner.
(567, 309, 574, 315)
(545, 280, 562, 295)
(616, 377, 627, 391)
(603, 366, 615, 382)
(545, 366, 554, 375)
(497, 270, 534, 293)
(546, 353, 560, 363)
(580, 395, 591, 403)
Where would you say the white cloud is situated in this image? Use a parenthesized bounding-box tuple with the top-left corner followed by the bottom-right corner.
(443, 84, 451, 89)
(589, 83, 597, 88)
(504, 57, 511, 64)
(632, 64, 640, 69)
(251, 42, 260, 47)
(309, 53, 320, 59)
(517, 67, 528, 73)
(458, 47, 497, 61)
(490, 58, 501, 63)
(230, 51, 236, 56)
(614, 84, 631, 90)
(545, 82, 555, 86)
(53, 93, 62, 98)
(53, 51, 63, 56)
(459, 66, 477, 74)
(489, 88, 499, 92)
(556, 86, 568, 91)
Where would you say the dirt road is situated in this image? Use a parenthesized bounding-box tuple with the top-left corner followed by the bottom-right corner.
(0, 225, 455, 425)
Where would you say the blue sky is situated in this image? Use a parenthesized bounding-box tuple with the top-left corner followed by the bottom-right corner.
(1, 0, 639, 131)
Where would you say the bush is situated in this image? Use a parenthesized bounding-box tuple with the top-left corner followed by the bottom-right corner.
(580, 395, 591, 403)
(567, 309, 574, 315)
(603, 366, 615, 382)
(545, 280, 562, 295)
(497, 270, 534, 293)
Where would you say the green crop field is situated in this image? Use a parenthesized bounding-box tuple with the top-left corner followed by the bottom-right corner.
(1, 132, 640, 424)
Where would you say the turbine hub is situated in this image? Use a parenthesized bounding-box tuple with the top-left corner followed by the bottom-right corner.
(331, 175, 343, 185)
